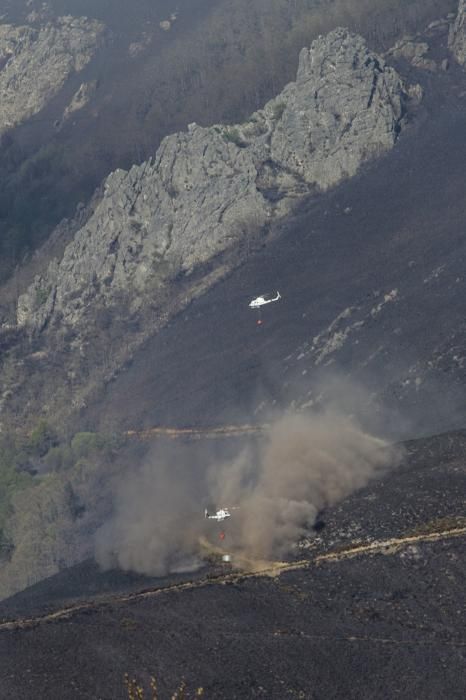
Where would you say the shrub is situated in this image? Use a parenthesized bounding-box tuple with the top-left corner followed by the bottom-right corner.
(43, 445, 74, 472)
(222, 127, 246, 147)
(35, 286, 50, 307)
(0, 453, 33, 537)
(28, 419, 57, 457)
(124, 674, 204, 699)
(71, 432, 106, 459)
(271, 101, 286, 120)
(70, 431, 124, 460)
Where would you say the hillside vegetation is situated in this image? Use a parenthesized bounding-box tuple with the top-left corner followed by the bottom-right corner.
(0, 424, 130, 599)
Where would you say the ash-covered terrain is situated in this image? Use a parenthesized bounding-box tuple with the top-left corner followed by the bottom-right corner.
(0, 1, 466, 698)
(85, 22, 466, 438)
(1, 429, 465, 699)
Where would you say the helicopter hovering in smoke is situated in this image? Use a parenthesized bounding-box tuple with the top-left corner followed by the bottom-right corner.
(204, 507, 238, 559)
(204, 507, 232, 521)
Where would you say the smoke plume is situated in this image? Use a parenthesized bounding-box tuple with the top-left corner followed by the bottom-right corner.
(95, 407, 401, 575)
(94, 454, 203, 576)
(209, 411, 401, 560)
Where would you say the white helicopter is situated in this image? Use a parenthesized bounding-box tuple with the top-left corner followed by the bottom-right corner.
(249, 291, 281, 309)
(204, 507, 232, 521)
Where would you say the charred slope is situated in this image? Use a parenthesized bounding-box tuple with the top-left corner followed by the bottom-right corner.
(84, 41, 466, 440)
(0, 428, 465, 699)
(2, 27, 413, 433)
(1, 13, 466, 607)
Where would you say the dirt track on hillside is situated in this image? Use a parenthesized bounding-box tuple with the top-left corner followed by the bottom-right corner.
(2, 522, 465, 633)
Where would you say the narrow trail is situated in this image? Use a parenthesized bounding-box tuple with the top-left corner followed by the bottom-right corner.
(124, 424, 268, 440)
(271, 630, 466, 647)
(314, 525, 466, 562)
(1, 524, 465, 633)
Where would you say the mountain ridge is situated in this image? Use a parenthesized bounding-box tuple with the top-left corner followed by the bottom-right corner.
(0, 0, 453, 281)
(1, 27, 414, 433)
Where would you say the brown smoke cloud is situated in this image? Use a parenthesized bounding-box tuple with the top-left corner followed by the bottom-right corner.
(95, 406, 401, 575)
(208, 411, 401, 560)
(94, 456, 204, 576)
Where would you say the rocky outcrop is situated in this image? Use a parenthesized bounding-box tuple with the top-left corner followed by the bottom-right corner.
(266, 31, 406, 187)
(387, 39, 437, 71)
(449, 0, 466, 65)
(0, 16, 104, 134)
(17, 29, 410, 337)
(63, 81, 98, 121)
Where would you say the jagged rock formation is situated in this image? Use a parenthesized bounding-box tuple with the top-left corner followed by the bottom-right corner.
(387, 39, 437, 71)
(17, 28, 410, 337)
(449, 0, 466, 65)
(62, 80, 98, 121)
(0, 16, 104, 134)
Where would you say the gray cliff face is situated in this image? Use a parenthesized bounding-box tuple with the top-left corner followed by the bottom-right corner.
(387, 38, 438, 71)
(17, 29, 409, 336)
(449, 0, 466, 65)
(268, 31, 405, 186)
(0, 16, 104, 134)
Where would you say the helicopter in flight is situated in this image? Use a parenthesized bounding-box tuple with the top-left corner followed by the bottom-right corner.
(204, 507, 232, 521)
(249, 291, 281, 309)
(249, 291, 281, 325)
